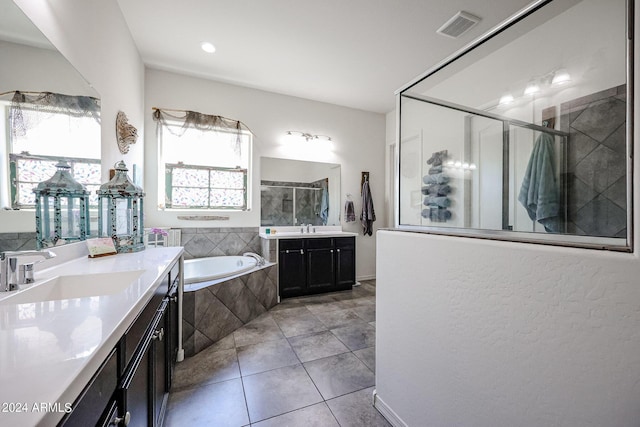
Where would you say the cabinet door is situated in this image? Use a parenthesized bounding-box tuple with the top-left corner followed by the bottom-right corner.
(335, 237, 356, 290)
(306, 247, 335, 292)
(279, 248, 306, 298)
(61, 348, 118, 427)
(152, 301, 169, 427)
(166, 286, 179, 391)
(121, 299, 167, 427)
(121, 337, 152, 427)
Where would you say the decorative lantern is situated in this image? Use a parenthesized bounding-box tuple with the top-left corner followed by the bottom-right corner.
(97, 161, 145, 253)
(34, 161, 90, 249)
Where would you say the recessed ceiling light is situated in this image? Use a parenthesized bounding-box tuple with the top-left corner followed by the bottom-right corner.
(201, 42, 216, 53)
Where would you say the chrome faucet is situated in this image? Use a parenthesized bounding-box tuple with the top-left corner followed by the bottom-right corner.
(0, 250, 56, 292)
(306, 224, 311, 233)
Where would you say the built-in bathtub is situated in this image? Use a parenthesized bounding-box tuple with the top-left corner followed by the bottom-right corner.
(184, 255, 261, 291)
(181, 255, 278, 357)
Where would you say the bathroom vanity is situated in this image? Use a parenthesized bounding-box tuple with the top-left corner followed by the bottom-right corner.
(0, 246, 183, 427)
(260, 228, 357, 298)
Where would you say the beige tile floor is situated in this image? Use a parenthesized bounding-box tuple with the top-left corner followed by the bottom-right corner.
(165, 280, 390, 427)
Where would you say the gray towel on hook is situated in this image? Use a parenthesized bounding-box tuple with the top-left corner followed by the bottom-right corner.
(344, 200, 356, 222)
(518, 132, 559, 232)
(360, 181, 376, 236)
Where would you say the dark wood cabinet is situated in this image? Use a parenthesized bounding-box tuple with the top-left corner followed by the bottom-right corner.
(59, 258, 181, 427)
(279, 239, 307, 298)
(335, 238, 356, 287)
(60, 348, 118, 427)
(279, 236, 355, 298)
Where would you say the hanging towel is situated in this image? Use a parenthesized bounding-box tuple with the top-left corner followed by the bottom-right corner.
(320, 186, 329, 225)
(360, 180, 376, 236)
(518, 132, 559, 232)
(344, 200, 356, 222)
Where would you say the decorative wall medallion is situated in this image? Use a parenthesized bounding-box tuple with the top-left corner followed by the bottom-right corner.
(116, 111, 138, 154)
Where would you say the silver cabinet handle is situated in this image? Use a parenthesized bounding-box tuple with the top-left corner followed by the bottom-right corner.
(112, 411, 130, 426)
(299, 249, 304, 254)
(337, 249, 341, 253)
(330, 249, 334, 253)
(152, 327, 164, 341)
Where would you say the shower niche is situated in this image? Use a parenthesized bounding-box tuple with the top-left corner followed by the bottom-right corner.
(396, 0, 631, 250)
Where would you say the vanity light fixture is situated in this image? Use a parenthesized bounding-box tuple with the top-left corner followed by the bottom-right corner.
(499, 94, 514, 105)
(200, 42, 216, 53)
(285, 131, 332, 142)
(552, 68, 571, 85)
(446, 159, 477, 170)
(524, 79, 540, 95)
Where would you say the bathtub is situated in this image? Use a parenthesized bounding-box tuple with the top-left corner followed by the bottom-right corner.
(183, 255, 271, 292)
(181, 255, 278, 356)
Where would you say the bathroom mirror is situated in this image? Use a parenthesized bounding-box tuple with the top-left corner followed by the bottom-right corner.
(398, 0, 631, 250)
(0, 0, 101, 247)
(260, 157, 341, 226)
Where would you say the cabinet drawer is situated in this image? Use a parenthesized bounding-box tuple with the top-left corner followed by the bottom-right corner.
(305, 237, 333, 249)
(279, 239, 304, 250)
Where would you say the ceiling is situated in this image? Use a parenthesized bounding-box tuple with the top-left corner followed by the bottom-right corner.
(117, 1, 533, 114)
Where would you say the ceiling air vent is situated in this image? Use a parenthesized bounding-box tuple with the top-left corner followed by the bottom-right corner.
(437, 11, 480, 39)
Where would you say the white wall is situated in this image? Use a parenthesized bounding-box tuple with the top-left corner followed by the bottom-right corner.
(145, 69, 385, 279)
(8, 0, 144, 232)
(376, 231, 640, 427)
(376, 1, 640, 425)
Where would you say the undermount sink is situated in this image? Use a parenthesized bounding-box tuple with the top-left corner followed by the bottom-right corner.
(0, 270, 145, 305)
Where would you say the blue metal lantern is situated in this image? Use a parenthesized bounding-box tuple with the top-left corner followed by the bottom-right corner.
(97, 161, 145, 253)
(34, 161, 90, 249)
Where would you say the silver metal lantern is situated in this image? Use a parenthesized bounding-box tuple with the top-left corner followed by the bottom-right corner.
(97, 161, 145, 253)
(34, 161, 89, 249)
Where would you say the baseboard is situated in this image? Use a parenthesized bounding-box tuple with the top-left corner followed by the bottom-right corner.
(372, 389, 408, 427)
(356, 274, 376, 281)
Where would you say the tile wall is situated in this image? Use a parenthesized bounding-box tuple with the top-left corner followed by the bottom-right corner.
(560, 84, 627, 237)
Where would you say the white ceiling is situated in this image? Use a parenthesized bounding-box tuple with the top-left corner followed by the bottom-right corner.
(117, 0, 533, 114)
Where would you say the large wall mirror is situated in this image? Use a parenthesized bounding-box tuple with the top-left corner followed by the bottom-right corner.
(398, 0, 631, 250)
(0, 0, 101, 250)
(261, 157, 341, 226)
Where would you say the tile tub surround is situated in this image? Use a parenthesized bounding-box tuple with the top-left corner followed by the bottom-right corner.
(180, 227, 262, 259)
(166, 280, 388, 427)
(182, 264, 278, 357)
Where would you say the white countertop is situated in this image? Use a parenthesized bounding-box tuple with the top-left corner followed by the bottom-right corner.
(0, 246, 183, 427)
(259, 226, 357, 240)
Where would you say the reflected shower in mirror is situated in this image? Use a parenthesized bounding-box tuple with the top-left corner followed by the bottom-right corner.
(0, 0, 101, 250)
(260, 157, 341, 226)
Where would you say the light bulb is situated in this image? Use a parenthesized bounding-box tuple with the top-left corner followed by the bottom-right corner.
(552, 68, 571, 85)
(201, 42, 216, 53)
(524, 79, 540, 95)
(499, 94, 514, 105)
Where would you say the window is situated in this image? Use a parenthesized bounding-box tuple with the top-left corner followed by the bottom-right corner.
(159, 121, 252, 211)
(10, 153, 100, 208)
(2, 94, 101, 209)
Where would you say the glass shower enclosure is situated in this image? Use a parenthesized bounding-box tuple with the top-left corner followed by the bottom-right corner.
(396, 0, 632, 250)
